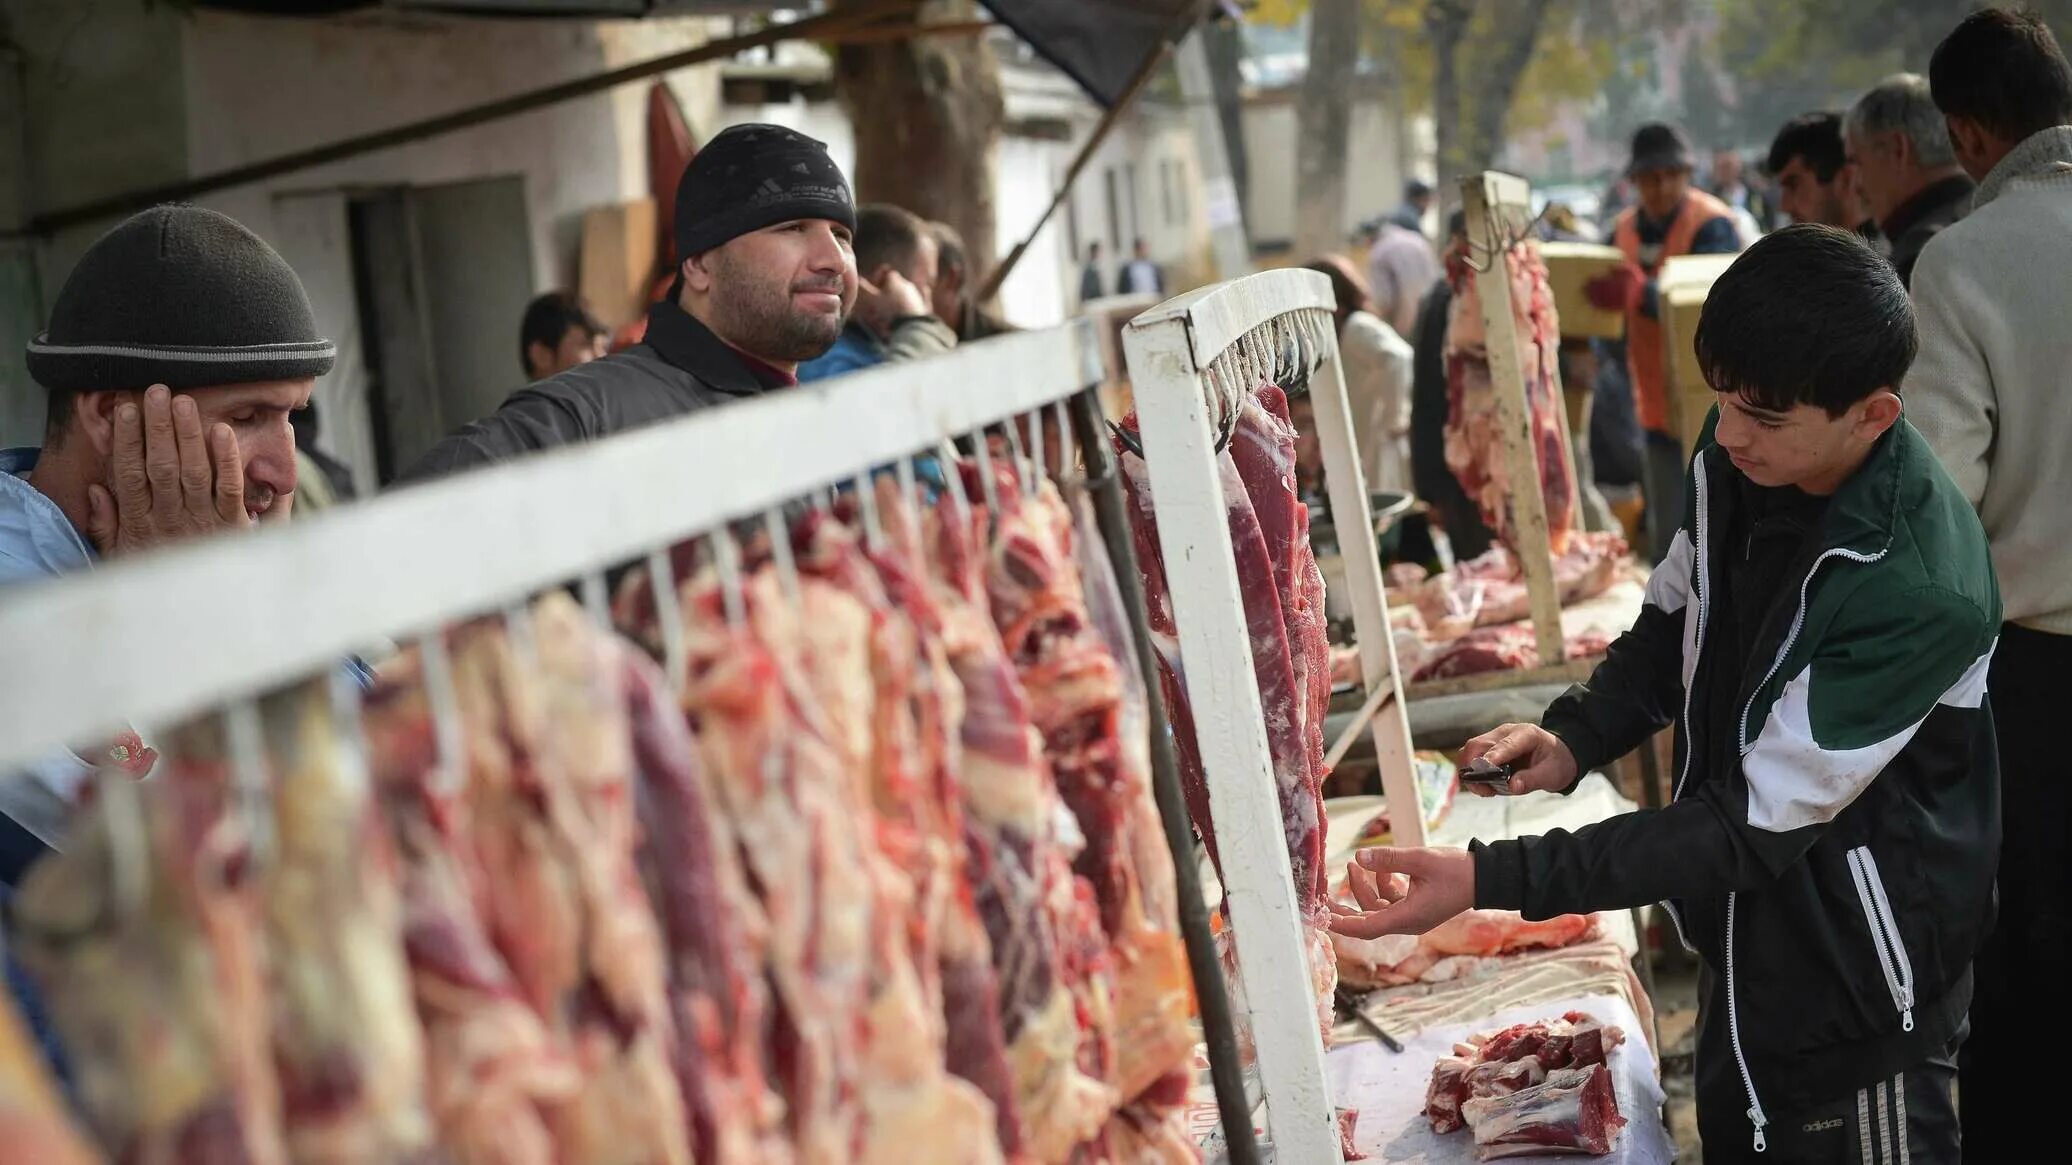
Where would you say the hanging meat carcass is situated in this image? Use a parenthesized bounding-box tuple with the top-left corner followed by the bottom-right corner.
(918, 473, 1124, 1161)
(361, 636, 580, 1165)
(974, 463, 1195, 1149)
(620, 640, 794, 1165)
(785, 512, 1006, 1164)
(13, 719, 290, 1165)
(1116, 385, 1338, 1046)
(1443, 236, 1578, 558)
(257, 677, 436, 1163)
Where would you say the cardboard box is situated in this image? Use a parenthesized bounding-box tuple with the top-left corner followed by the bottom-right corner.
(577, 198, 660, 330)
(1539, 241, 1628, 340)
(1659, 259, 1730, 453)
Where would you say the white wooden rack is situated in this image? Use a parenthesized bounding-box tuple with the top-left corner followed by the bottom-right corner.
(1124, 268, 1423, 1165)
(0, 317, 1283, 1161)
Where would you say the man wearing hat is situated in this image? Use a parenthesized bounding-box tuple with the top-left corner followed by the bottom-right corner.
(1588, 122, 1743, 563)
(404, 123, 871, 480)
(2, 203, 332, 873)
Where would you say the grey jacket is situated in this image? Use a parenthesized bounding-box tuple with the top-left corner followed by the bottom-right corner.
(401, 299, 788, 483)
(1881, 173, 1974, 287)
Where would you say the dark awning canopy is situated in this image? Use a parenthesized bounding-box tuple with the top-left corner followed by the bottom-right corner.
(196, 0, 1217, 108)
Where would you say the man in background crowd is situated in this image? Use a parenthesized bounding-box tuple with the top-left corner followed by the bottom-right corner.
(1588, 122, 1741, 562)
(1767, 112, 1880, 245)
(797, 203, 958, 382)
(1119, 237, 1164, 296)
(927, 220, 1010, 343)
(1905, 13, 2072, 1155)
(1389, 178, 1435, 236)
(1365, 209, 1443, 340)
(1077, 241, 1105, 305)
(291, 401, 356, 513)
(403, 124, 861, 479)
(1707, 148, 1770, 237)
(518, 290, 607, 382)
(1846, 73, 1976, 286)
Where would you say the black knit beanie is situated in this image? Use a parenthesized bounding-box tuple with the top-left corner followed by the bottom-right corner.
(674, 123, 856, 259)
(26, 205, 335, 393)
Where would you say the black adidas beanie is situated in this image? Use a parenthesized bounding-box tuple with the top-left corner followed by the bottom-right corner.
(674, 123, 856, 260)
(26, 205, 335, 393)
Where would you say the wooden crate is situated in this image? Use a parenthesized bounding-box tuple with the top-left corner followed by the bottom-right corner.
(1658, 253, 1738, 454)
(1540, 241, 1628, 340)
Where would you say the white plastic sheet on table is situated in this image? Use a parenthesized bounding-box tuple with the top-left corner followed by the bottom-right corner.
(1122, 268, 1422, 1164)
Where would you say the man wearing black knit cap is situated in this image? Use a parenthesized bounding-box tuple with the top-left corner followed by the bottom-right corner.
(404, 122, 876, 481)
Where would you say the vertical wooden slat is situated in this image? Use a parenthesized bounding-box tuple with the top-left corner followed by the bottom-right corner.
(1462, 171, 1566, 666)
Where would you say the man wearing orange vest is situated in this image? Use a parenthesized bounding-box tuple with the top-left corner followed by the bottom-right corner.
(1587, 123, 1743, 561)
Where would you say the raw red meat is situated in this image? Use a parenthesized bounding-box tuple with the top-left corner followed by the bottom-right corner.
(1334, 909, 1598, 988)
(1116, 387, 1337, 1043)
(1426, 1055, 1474, 1135)
(1399, 532, 1629, 637)
(1443, 237, 1578, 558)
(1426, 1010, 1628, 1153)
(451, 597, 691, 1165)
(360, 642, 579, 1165)
(1461, 1063, 1626, 1159)
(257, 679, 435, 1164)
(1412, 625, 1616, 683)
(915, 477, 1120, 1161)
(1337, 1107, 1367, 1161)
(620, 645, 793, 1165)
(13, 718, 291, 1165)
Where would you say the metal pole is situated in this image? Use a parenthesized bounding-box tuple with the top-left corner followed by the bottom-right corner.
(16, 0, 918, 238)
(1069, 388, 1260, 1165)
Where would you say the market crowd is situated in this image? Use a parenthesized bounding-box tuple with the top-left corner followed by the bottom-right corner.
(3, 6, 2069, 1163)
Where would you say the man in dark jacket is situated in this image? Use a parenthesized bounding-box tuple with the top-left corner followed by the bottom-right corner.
(1334, 227, 1998, 1163)
(1845, 74, 1975, 286)
(403, 123, 859, 481)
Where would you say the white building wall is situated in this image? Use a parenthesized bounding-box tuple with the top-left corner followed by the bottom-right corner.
(1242, 92, 1434, 253)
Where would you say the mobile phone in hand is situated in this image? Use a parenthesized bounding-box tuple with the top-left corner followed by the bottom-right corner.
(1458, 756, 1515, 790)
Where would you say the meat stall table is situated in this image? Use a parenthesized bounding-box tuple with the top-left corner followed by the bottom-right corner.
(1186, 775, 1673, 1162)
(1330, 777, 1674, 1162)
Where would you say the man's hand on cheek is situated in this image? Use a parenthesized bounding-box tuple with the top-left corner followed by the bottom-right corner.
(85, 384, 251, 557)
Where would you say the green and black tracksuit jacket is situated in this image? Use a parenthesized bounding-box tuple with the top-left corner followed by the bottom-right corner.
(1471, 412, 2001, 1152)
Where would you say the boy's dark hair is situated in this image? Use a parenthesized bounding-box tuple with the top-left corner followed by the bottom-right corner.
(1766, 111, 1847, 181)
(854, 203, 928, 279)
(1929, 6, 2072, 144)
(518, 291, 603, 374)
(1695, 224, 1915, 416)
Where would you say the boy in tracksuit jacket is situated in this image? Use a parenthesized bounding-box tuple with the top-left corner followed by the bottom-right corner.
(1329, 225, 1999, 1164)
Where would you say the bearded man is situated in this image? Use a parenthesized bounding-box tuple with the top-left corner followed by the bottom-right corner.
(403, 123, 864, 480)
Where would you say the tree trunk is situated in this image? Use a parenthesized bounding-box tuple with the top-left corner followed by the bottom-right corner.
(832, 0, 1005, 287)
(1294, 0, 1362, 259)
(1461, 0, 1557, 173)
(1426, 0, 1473, 203)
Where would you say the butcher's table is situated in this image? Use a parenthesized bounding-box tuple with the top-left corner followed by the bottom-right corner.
(1189, 775, 1677, 1163)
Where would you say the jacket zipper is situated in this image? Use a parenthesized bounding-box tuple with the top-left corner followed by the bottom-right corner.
(1848, 846, 1917, 1032)
(1736, 546, 1887, 754)
(1725, 892, 1769, 1152)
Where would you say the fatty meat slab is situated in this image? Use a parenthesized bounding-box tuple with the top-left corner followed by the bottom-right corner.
(258, 678, 436, 1164)
(13, 716, 289, 1165)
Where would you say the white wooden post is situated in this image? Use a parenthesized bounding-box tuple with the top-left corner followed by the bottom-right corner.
(1306, 330, 1423, 847)
(1124, 274, 1343, 1165)
(1462, 171, 1566, 666)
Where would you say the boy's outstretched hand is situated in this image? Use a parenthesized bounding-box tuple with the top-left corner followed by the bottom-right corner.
(1325, 847, 1476, 940)
(1458, 722, 1579, 797)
